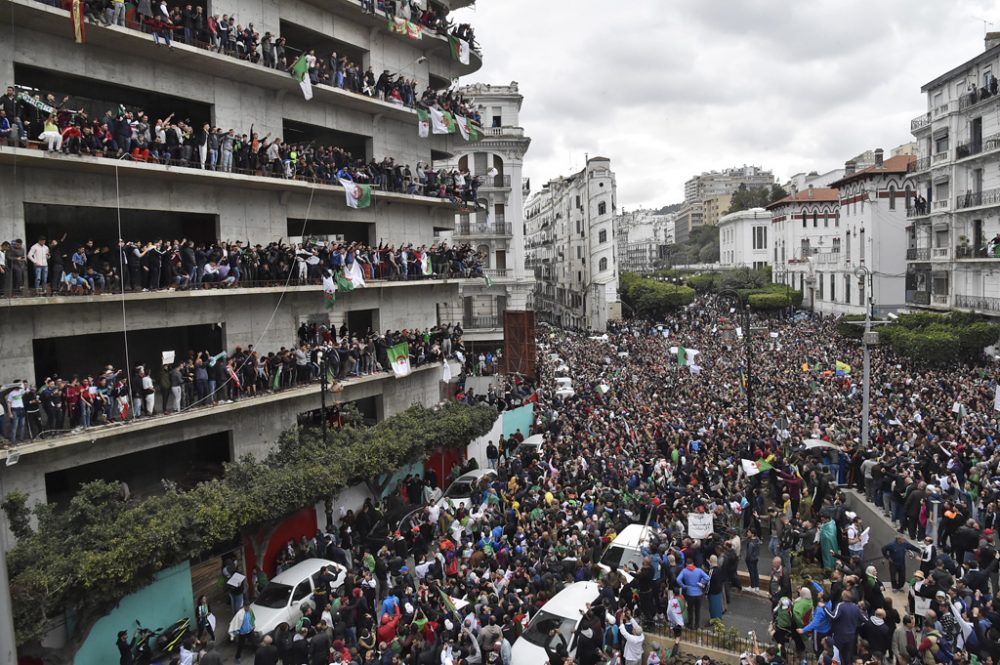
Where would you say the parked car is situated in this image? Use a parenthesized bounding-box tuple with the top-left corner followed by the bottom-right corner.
(435, 469, 497, 512)
(517, 434, 545, 459)
(250, 558, 346, 636)
(510, 581, 602, 665)
(363, 505, 426, 551)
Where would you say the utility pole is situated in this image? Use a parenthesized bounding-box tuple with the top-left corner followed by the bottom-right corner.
(852, 265, 894, 451)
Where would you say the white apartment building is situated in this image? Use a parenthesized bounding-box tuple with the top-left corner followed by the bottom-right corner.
(615, 209, 675, 274)
(718, 208, 772, 270)
(906, 33, 1000, 315)
(769, 186, 841, 312)
(524, 157, 620, 330)
(434, 82, 533, 345)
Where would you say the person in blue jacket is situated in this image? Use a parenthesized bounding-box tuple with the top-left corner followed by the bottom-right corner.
(797, 597, 833, 656)
(676, 562, 710, 628)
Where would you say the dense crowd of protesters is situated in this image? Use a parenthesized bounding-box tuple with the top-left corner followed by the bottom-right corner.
(0, 324, 462, 443)
(177, 295, 1000, 665)
(0, 236, 491, 296)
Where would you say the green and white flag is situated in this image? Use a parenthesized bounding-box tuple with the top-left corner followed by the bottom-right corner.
(290, 54, 313, 101)
(677, 345, 687, 367)
(449, 36, 470, 65)
(483, 274, 494, 288)
(387, 342, 411, 378)
(454, 115, 480, 142)
(429, 106, 453, 135)
(416, 108, 430, 138)
(339, 179, 372, 209)
(421, 253, 432, 276)
(335, 273, 354, 293)
(322, 272, 337, 310)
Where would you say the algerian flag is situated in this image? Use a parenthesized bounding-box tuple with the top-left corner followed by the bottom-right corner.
(421, 253, 432, 275)
(290, 54, 313, 101)
(677, 345, 687, 367)
(387, 342, 411, 378)
(339, 179, 372, 209)
(322, 272, 337, 310)
(416, 108, 430, 138)
(429, 106, 452, 134)
(449, 36, 470, 65)
(345, 260, 366, 288)
(456, 114, 470, 141)
(756, 457, 774, 472)
(741, 459, 760, 477)
(596, 384, 610, 394)
(335, 273, 354, 293)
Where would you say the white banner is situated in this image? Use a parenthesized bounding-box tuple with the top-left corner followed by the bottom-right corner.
(688, 513, 714, 539)
(994, 385, 1000, 411)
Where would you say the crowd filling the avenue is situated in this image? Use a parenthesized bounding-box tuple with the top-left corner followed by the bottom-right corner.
(75, 295, 1000, 665)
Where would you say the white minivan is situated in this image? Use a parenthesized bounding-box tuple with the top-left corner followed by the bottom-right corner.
(510, 581, 601, 665)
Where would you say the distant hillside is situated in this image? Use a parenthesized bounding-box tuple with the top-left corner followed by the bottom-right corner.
(656, 203, 683, 215)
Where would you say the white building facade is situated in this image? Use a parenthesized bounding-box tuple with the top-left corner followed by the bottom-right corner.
(718, 208, 772, 270)
(435, 82, 533, 344)
(525, 157, 620, 330)
(769, 187, 841, 312)
(615, 209, 675, 274)
(906, 33, 1000, 315)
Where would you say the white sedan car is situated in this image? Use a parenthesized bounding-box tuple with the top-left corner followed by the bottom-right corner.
(435, 469, 497, 512)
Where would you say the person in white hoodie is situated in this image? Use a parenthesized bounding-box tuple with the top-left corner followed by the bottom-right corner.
(620, 617, 645, 665)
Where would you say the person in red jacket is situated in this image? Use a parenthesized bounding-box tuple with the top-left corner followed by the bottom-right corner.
(376, 604, 400, 645)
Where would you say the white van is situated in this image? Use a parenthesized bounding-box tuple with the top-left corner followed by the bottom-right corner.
(510, 581, 601, 664)
(598, 524, 654, 577)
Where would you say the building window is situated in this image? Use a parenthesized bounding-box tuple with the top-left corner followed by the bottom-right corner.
(832, 238, 841, 253)
(818, 272, 824, 299)
(599, 257, 608, 272)
(859, 228, 865, 263)
(845, 275, 851, 305)
(802, 215, 807, 229)
(598, 202, 607, 216)
(830, 274, 836, 301)
(751, 226, 768, 250)
(599, 230, 608, 243)
(889, 186, 896, 210)
(577, 246, 582, 259)
(576, 195, 581, 208)
(835, 213, 840, 228)
(813, 212, 818, 227)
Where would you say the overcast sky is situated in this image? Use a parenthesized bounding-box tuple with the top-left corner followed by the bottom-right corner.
(452, 0, 1000, 210)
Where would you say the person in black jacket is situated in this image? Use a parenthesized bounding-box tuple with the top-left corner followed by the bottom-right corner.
(254, 634, 279, 665)
(117, 630, 132, 665)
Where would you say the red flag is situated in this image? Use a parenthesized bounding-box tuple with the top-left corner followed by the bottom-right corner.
(71, 0, 86, 44)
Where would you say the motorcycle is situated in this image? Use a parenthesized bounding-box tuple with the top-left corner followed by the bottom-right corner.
(130, 617, 191, 665)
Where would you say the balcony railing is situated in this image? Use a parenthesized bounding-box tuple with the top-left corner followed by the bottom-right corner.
(931, 247, 951, 260)
(955, 293, 1000, 312)
(911, 112, 932, 132)
(464, 315, 502, 329)
(454, 222, 512, 237)
(932, 294, 950, 306)
(906, 247, 931, 261)
(482, 269, 509, 278)
(906, 290, 931, 305)
(484, 126, 526, 138)
(932, 150, 951, 164)
(814, 251, 840, 264)
(480, 174, 512, 189)
(956, 187, 1000, 210)
(933, 199, 951, 211)
(955, 132, 1000, 159)
(933, 100, 957, 117)
(957, 244, 1000, 259)
(907, 156, 932, 173)
(906, 206, 931, 218)
(959, 88, 1000, 112)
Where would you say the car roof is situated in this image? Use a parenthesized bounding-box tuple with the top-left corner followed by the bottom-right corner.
(454, 469, 497, 483)
(522, 434, 545, 446)
(611, 524, 651, 549)
(270, 558, 338, 585)
(539, 581, 601, 618)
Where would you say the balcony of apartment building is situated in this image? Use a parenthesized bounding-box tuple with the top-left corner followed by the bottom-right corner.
(905, 270, 949, 308)
(958, 80, 1000, 113)
(911, 112, 932, 134)
(481, 126, 526, 139)
(4, 0, 431, 124)
(907, 155, 933, 175)
(955, 186, 1000, 212)
(954, 129, 1000, 164)
(478, 174, 513, 191)
(954, 292, 1000, 315)
(453, 220, 513, 239)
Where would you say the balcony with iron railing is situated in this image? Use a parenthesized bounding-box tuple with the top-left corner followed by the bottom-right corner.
(911, 112, 932, 132)
(957, 244, 1000, 260)
(454, 222, 513, 237)
(906, 290, 931, 306)
(955, 293, 1000, 313)
(959, 87, 1000, 112)
(956, 187, 1000, 210)
(906, 247, 931, 261)
(907, 156, 932, 173)
(906, 206, 931, 218)
(955, 131, 1000, 160)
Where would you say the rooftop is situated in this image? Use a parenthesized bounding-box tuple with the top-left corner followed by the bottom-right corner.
(766, 188, 840, 209)
(828, 155, 915, 188)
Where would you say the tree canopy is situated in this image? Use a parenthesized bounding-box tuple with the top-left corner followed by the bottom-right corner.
(725, 183, 789, 214)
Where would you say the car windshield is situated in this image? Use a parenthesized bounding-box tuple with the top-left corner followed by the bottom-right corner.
(254, 582, 293, 609)
(600, 545, 626, 568)
(521, 610, 577, 648)
(445, 480, 474, 498)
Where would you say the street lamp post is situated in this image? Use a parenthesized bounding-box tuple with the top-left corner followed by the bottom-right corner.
(318, 350, 329, 444)
(717, 288, 753, 421)
(850, 265, 894, 452)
